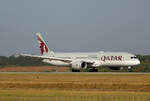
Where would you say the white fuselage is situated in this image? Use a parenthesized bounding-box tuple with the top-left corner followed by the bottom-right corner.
(43, 51, 140, 67)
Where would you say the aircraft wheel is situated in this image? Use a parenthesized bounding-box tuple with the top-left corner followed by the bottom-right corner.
(128, 66, 132, 72)
(72, 69, 80, 72)
(89, 68, 98, 72)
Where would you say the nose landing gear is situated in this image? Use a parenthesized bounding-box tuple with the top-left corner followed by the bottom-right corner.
(128, 66, 133, 72)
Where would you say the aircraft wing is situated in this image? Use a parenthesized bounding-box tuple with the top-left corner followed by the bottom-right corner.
(19, 53, 72, 63)
(18, 53, 96, 65)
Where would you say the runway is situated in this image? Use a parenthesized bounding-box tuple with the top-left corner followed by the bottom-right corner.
(0, 72, 149, 74)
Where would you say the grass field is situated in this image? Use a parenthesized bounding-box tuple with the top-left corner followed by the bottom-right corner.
(0, 66, 70, 72)
(0, 73, 150, 101)
(0, 89, 150, 101)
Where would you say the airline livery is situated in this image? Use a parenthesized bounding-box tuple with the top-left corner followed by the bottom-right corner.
(20, 33, 140, 72)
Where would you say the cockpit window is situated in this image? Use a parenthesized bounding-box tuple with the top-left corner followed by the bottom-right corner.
(131, 56, 137, 59)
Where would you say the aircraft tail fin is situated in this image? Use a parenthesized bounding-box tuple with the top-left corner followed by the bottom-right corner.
(36, 32, 55, 57)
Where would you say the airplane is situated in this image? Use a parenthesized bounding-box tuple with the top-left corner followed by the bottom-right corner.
(20, 33, 140, 72)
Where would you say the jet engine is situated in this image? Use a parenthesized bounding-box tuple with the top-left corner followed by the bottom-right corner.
(71, 60, 87, 70)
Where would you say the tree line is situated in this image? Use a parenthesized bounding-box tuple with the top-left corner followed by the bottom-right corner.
(136, 55, 150, 62)
(0, 55, 49, 67)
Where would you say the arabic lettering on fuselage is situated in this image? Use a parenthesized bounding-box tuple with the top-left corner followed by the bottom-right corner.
(101, 56, 123, 62)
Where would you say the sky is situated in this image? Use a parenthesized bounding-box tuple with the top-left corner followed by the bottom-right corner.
(0, 0, 150, 56)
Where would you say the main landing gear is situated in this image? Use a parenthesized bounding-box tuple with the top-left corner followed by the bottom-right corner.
(89, 68, 98, 72)
(72, 69, 80, 72)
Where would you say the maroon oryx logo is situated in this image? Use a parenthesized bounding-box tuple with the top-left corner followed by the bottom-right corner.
(37, 36, 48, 55)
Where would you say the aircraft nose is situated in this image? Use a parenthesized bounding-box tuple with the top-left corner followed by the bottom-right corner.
(136, 59, 140, 65)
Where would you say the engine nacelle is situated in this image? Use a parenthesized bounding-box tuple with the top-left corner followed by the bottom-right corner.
(71, 60, 87, 70)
